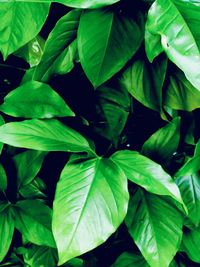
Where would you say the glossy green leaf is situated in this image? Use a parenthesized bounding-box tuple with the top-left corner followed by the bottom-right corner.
(126, 188, 183, 267)
(0, 2, 50, 59)
(119, 55, 167, 113)
(34, 9, 81, 82)
(0, 206, 15, 262)
(181, 227, 200, 263)
(94, 85, 130, 145)
(141, 117, 180, 163)
(0, 164, 7, 192)
(78, 9, 143, 87)
(23, 245, 57, 267)
(0, 81, 75, 118)
(0, 119, 91, 153)
(176, 173, 200, 226)
(164, 69, 200, 111)
(14, 200, 56, 248)
(111, 150, 183, 204)
(14, 36, 44, 67)
(112, 252, 149, 267)
(52, 156, 129, 265)
(145, 0, 200, 90)
(13, 150, 47, 188)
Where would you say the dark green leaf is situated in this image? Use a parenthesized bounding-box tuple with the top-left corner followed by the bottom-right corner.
(52, 156, 129, 265)
(34, 9, 81, 82)
(78, 9, 143, 87)
(0, 206, 15, 262)
(111, 150, 183, 204)
(13, 150, 47, 188)
(14, 200, 56, 248)
(0, 2, 50, 59)
(126, 188, 183, 267)
(145, 0, 200, 90)
(0, 115, 5, 155)
(0, 164, 7, 192)
(0, 119, 92, 153)
(0, 81, 75, 118)
(141, 117, 180, 163)
(112, 252, 149, 267)
(19, 178, 47, 200)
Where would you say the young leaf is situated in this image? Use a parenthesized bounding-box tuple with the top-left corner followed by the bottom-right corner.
(112, 252, 149, 267)
(34, 9, 81, 82)
(14, 200, 56, 248)
(0, 81, 75, 118)
(111, 150, 183, 204)
(126, 188, 183, 267)
(13, 150, 47, 188)
(0, 2, 50, 59)
(145, 0, 200, 90)
(176, 173, 200, 227)
(0, 205, 15, 262)
(141, 117, 180, 163)
(0, 119, 91, 153)
(52, 157, 129, 265)
(78, 9, 143, 87)
(0, 164, 7, 192)
(181, 227, 200, 263)
(164, 69, 200, 111)
(119, 56, 167, 113)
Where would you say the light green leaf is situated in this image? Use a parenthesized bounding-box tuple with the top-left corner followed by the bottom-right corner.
(14, 36, 44, 67)
(176, 173, 200, 226)
(34, 9, 81, 82)
(145, 0, 200, 90)
(78, 9, 143, 87)
(0, 81, 75, 118)
(0, 206, 15, 262)
(141, 117, 180, 163)
(112, 252, 149, 267)
(94, 85, 130, 145)
(14, 200, 56, 248)
(52, 156, 129, 265)
(119, 55, 167, 113)
(13, 150, 47, 188)
(111, 150, 183, 204)
(181, 227, 200, 263)
(0, 2, 50, 59)
(0, 119, 91, 153)
(23, 245, 57, 267)
(164, 69, 200, 111)
(126, 188, 183, 267)
(0, 164, 7, 192)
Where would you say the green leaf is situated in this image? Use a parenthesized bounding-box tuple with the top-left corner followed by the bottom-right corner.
(52, 156, 129, 265)
(112, 252, 149, 267)
(181, 227, 200, 263)
(164, 69, 200, 111)
(14, 36, 44, 67)
(14, 200, 56, 248)
(126, 188, 183, 267)
(0, 2, 50, 59)
(111, 150, 183, 204)
(0, 164, 7, 192)
(0, 206, 15, 262)
(119, 55, 167, 113)
(0, 119, 91, 153)
(94, 85, 130, 145)
(176, 172, 200, 227)
(0, 115, 5, 155)
(19, 178, 47, 200)
(78, 9, 143, 87)
(141, 117, 180, 163)
(23, 245, 57, 267)
(13, 150, 47, 188)
(145, 0, 200, 90)
(0, 81, 75, 118)
(34, 9, 81, 82)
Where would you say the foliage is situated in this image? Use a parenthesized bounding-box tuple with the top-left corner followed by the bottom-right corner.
(0, 0, 200, 266)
